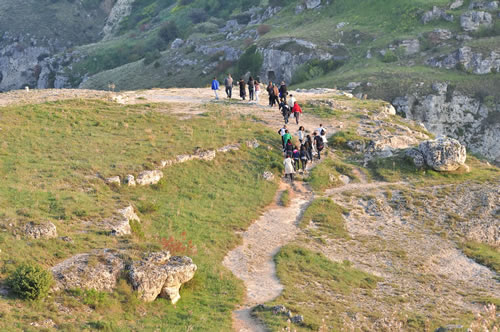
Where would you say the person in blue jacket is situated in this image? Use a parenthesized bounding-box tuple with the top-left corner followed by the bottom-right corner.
(211, 77, 220, 100)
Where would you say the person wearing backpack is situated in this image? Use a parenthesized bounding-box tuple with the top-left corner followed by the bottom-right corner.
(314, 131, 324, 160)
(285, 140, 294, 157)
(300, 145, 308, 172)
(292, 146, 300, 171)
(280, 101, 291, 124)
(247, 76, 255, 101)
(211, 77, 220, 100)
(224, 74, 233, 98)
(292, 102, 302, 125)
(278, 125, 287, 149)
(279, 81, 288, 104)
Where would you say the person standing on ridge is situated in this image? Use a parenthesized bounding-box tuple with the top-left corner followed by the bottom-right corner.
(211, 77, 220, 100)
(247, 76, 255, 101)
(224, 74, 233, 99)
(239, 78, 246, 100)
(279, 81, 288, 104)
(255, 79, 260, 102)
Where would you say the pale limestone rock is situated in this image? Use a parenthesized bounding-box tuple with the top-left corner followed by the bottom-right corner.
(105, 176, 121, 185)
(460, 11, 492, 31)
(111, 205, 140, 236)
(263, 171, 275, 181)
(418, 137, 467, 171)
(217, 143, 241, 153)
(24, 222, 57, 239)
(51, 249, 125, 292)
(125, 175, 136, 187)
(136, 170, 163, 186)
(128, 252, 197, 303)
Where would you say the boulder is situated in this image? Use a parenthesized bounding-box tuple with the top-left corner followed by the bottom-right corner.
(398, 39, 420, 55)
(263, 171, 275, 181)
(160, 160, 174, 168)
(418, 137, 467, 171)
(24, 221, 57, 239)
(421, 6, 454, 24)
(217, 143, 240, 153)
(432, 82, 448, 95)
(170, 38, 184, 49)
(105, 176, 121, 185)
(110, 205, 140, 236)
(176, 154, 196, 163)
(125, 175, 136, 187)
(405, 148, 426, 168)
(450, 0, 464, 9)
(460, 11, 492, 31)
(469, 1, 498, 10)
(51, 249, 125, 292)
(195, 149, 216, 161)
(246, 139, 260, 149)
(305, 0, 321, 9)
(136, 170, 163, 186)
(128, 251, 197, 303)
(382, 104, 397, 115)
(428, 29, 452, 42)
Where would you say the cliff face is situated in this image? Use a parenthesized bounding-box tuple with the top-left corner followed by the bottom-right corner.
(393, 83, 500, 164)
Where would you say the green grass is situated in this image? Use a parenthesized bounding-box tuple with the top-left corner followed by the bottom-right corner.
(0, 99, 283, 330)
(307, 156, 358, 192)
(279, 190, 291, 207)
(254, 245, 382, 331)
(462, 242, 500, 274)
(367, 153, 500, 185)
(329, 130, 368, 150)
(304, 103, 343, 119)
(299, 198, 350, 240)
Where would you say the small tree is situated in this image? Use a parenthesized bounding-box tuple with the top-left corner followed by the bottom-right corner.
(158, 21, 179, 44)
(7, 263, 53, 300)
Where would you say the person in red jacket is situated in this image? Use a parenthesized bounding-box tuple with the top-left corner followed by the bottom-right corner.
(292, 102, 302, 125)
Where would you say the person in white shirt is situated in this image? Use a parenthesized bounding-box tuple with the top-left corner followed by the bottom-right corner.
(297, 126, 305, 144)
(288, 94, 296, 108)
(317, 124, 326, 136)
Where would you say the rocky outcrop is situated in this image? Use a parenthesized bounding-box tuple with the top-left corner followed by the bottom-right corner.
(426, 47, 500, 75)
(136, 170, 164, 186)
(421, 6, 454, 24)
(51, 249, 125, 292)
(109, 205, 140, 236)
(305, 0, 322, 9)
(460, 11, 493, 31)
(105, 176, 121, 186)
(262, 171, 275, 181)
(418, 137, 467, 171)
(101, 0, 134, 40)
(468, 1, 498, 10)
(405, 148, 426, 168)
(24, 222, 57, 239)
(393, 84, 500, 164)
(125, 175, 136, 187)
(128, 251, 197, 303)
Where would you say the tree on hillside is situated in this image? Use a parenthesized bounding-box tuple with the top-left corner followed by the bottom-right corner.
(159, 21, 179, 43)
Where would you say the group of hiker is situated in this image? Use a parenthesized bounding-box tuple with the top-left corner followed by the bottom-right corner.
(280, 124, 328, 182)
(211, 74, 318, 183)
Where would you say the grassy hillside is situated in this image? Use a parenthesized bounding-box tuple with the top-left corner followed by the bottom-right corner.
(0, 99, 283, 330)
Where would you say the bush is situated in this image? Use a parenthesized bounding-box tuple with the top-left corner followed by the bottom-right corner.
(158, 21, 179, 44)
(235, 45, 263, 79)
(292, 59, 344, 85)
(257, 24, 271, 36)
(143, 49, 161, 65)
(7, 263, 53, 300)
(381, 50, 397, 63)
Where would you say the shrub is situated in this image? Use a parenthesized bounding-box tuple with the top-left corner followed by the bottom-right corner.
(292, 59, 344, 84)
(143, 49, 161, 65)
(137, 201, 159, 214)
(158, 21, 179, 44)
(189, 8, 209, 23)
(7, 263, 53, 300)
(235, 45, 263, 79)
(381, 50, 397, 63)
(257, 24, 271, 36)
(161, 231, 197, 256)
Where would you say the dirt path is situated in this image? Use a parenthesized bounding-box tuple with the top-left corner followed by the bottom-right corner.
(223, 181, 314, 332)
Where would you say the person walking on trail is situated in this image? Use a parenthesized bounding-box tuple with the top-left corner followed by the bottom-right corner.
(297, 126, 305, 144)
(267, 81, 274, 107)
(284, 155, 295, 182)
(239, 78, 246, 100)
(211, 77, 220, 100)
(314, 131, 325, 160)
(292, 102, 302, 125)
(292, 146, 300, 171)
(283, 129, 292, 151)
(317, 124, 326, 137)
(224, 74, 233, 99)
(280, 101, 291, 124)
(278, 125, 287, 149)
(288, 94, 296, 109)
(272, 84, 280, 107)
(255, 80, 260, 102)
(300, 145, 309, 172)
(285, 140, 294, 158)
(304, 135, 313, 161)
(320, 129, 328, 146)
(247, 76, 255, 101)
(279, 81, 288, 104)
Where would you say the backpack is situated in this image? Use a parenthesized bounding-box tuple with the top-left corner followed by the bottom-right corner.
(321, 129, 325, 136)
